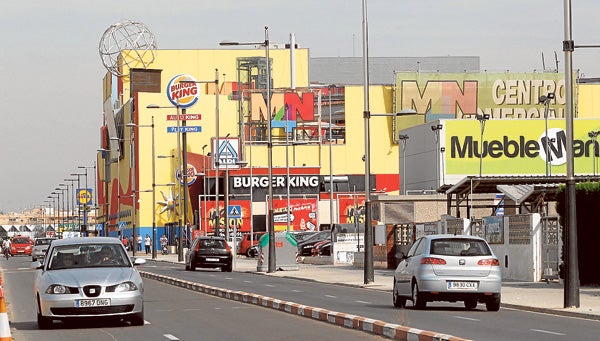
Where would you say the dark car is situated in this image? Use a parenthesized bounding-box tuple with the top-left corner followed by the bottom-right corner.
(298, 231, 331, 256)
(185, 236, 232, 272)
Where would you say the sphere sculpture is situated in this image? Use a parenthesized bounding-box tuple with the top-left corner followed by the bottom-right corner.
(99, 20, 157, 76)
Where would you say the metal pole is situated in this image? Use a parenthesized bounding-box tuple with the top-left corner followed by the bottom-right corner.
(266, 26, 276, 273)
(215, 69, 221, 238)
(563, 0, 579, 308)
(180, 107, 188, 262)
(131, 120, 137, 256)
(361, 0, 374, 284)
(328, 85, 334, 230)
(152, 116, 157, 259)
(225, 134, 230, 241)
(202, 144, 208, 234)
(286, 108, 291, 232)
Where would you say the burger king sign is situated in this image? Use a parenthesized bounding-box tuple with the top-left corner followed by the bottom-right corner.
(167, 74, 199, 108)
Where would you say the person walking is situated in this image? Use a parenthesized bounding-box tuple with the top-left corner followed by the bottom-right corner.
(137, 234, 142, 252)
(160, 234, 168, 255)
(144, 234, 151, 254)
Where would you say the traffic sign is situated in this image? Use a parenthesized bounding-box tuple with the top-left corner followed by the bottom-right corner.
(167, 114, 201, 121)
(228, 205, 242, 219)
(167, 126, 202, 133)
(118, 221, 126, 229)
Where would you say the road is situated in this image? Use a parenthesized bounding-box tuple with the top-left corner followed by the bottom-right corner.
(140, 259, 600, 341)
(1, 256, 381, 341)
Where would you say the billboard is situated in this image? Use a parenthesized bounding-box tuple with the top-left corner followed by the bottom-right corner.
(394, 72, 567, 124)
(444, 119, 600, 176)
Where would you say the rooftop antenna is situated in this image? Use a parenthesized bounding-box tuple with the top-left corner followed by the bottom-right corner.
(554, 51, 560, 73)
(541, 52, 546, 72)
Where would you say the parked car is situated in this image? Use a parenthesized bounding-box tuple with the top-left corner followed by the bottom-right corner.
(11, 236, 34, 256)
(316, 240, 332, 256)
(298, 231, 331, 256)
(238, 232, 266, 257)
(185, 236, 232, 272)
(32, 237, 56, 261)
(32, 237, 146, 329)
(289, 230, 318, 243)
(311, 239, 332, 256)
(392, 234, 501, 311)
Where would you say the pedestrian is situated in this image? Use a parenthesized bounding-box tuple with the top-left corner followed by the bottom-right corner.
(137, 234, 142, 252)
(160, 234, 168, 255)
(122, 236, 129, 251)
(144, 234, 151, 254)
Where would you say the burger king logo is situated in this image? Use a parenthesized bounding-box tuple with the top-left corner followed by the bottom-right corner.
(167, 74, 199, 108)
(176, 164, 198, 186)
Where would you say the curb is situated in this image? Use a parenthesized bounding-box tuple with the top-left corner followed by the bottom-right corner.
(140, 271, 470, 341)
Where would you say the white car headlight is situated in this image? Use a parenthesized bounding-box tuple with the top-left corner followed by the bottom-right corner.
(108, 281, 138, 292)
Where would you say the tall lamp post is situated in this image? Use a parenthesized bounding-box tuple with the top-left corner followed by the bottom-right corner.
(398, 134, 409, 195)
(78, 165, 96, 235)
(539, 93, 555, 176)
(475, 114, 490, 177)
(588, 131, 600, 176)
(220, 26, 274, 273)
(328, 84, 336, 230)
(430, 124, 443, 187)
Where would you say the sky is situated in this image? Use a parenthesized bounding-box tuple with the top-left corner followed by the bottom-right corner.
(1, 0, 599, 213)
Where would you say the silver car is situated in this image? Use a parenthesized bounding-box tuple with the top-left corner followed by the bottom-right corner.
(32, 237, 56, 261)
(32, 237, 146, 329)
(393, 234, 502, 311)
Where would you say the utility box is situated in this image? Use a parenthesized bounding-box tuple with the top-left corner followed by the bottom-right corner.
(256, 232, 299, 271)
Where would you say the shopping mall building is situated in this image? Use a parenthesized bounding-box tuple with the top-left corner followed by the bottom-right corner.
(94, 46, 600, 256)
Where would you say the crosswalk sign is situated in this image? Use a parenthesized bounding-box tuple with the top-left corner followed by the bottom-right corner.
(228, 205, 242, 219)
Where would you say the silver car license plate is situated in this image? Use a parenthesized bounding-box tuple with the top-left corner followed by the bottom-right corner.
(206, 257, 219, 262)
(76, 299, 110, 307)
(447, 281, 478, 290)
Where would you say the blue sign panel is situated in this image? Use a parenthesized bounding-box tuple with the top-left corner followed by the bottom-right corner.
(167, 126, 202, 133)
(228, 205, 242, 219)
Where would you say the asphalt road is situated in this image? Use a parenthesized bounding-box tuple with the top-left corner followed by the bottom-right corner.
(140, 260, 600, 341)
(1, 256, 382, 341)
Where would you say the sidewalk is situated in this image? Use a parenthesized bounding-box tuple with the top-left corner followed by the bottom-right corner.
(131, 250, 600, 320)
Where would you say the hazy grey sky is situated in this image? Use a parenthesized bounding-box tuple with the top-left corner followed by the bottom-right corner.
(1, 0, 599, 213)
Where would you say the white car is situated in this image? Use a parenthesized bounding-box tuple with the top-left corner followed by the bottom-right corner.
(393, 234, 502, 311)
(32, 237, 146, 328)
(32, 237, 56, 261)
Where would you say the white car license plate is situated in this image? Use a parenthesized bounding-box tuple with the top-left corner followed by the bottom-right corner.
(206, 257, 219, 262)
(76, 299, 110, 307)
(447, 281, 478, 290)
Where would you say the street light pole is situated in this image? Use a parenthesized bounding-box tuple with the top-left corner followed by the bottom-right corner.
(588, 131, 599, 176)
(224, 133, 231, 241)
(220, 26, 274, 272)
(361, 0, 374, 284)
(475, 114, 490, 177)
(328, 84, 336, 230)
(398, 134, 409, 195)
(430, 124, 443, 186)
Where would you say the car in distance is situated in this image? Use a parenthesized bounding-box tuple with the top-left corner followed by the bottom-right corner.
(11, 236, 34, 256)
(238, 232, 266, 257)
(297, 231, 331, 256)
(393, 234, 501, 311)
(185, 236, 232, 272)
(32, 237, 56, 261)
(32, 237, 146, 329)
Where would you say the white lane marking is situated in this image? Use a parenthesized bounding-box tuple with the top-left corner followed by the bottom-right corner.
(265, 284, 275, 287)
(225, 277, 233, 280)
(325, 295, 337, 299)
(454, 316, 481, 321)
(243, 280, 252, 283)
(291, 289, 303, 293)
(355, 300, 371, 304)
(531, 329, 566, 336)
(164, 334, 180, 340)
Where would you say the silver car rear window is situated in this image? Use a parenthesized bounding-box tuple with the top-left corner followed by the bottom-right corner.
(430, 239, 491, 256)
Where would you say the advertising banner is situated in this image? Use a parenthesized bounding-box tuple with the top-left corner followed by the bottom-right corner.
(394, 72, 567, 127)
(272, 197, 318, 232)
(444, 119, 600, 175)
(337, 195, 366, 224)
(201, 200, 251, 235)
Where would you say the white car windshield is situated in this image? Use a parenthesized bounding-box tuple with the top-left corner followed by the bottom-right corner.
(47, 244, 131, 269)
